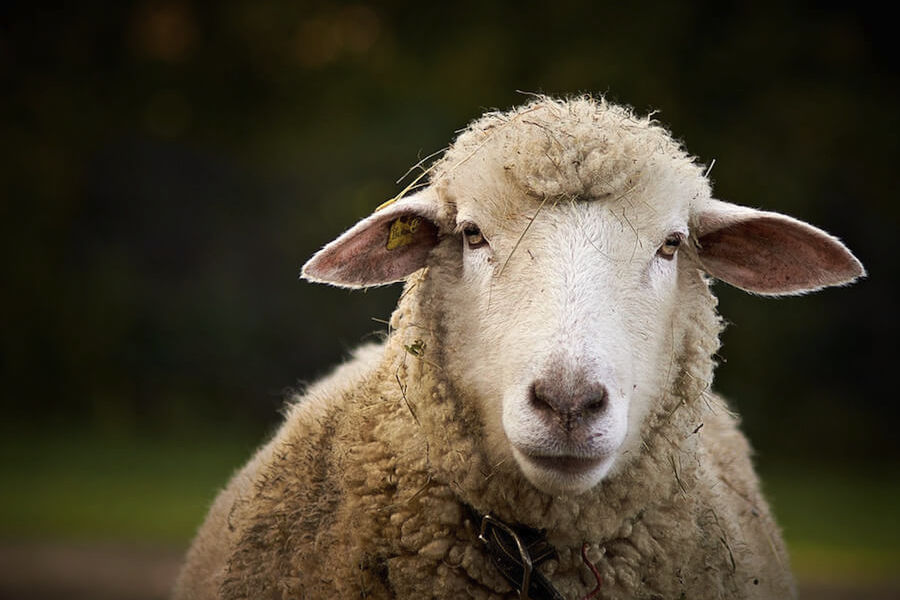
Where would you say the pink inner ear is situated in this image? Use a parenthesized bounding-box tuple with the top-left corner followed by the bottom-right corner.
(303, 213, 440, 288)
(698, 216, 864, 295)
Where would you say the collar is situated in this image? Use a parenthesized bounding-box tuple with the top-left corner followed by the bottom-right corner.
(467, 505, 566, 600)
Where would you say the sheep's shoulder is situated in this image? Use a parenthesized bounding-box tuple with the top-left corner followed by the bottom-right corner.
(177, 342, 394, 599)
(694, 394, 794, 597)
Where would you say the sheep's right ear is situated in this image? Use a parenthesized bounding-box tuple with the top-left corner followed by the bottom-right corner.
(301, 189, 443, 288)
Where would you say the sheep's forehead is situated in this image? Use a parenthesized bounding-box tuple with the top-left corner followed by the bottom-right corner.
(433, 97, 709, 222)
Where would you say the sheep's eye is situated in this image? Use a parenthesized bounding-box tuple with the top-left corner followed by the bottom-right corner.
(463, 225, 487, 249)
(658, 234, 683, 260)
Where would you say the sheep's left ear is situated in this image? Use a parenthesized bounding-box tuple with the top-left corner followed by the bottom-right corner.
(302, 189, 444, 289)
(692, 199, 865, 295)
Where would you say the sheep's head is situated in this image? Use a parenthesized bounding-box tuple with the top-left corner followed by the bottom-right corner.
(302, 97, 864, 496)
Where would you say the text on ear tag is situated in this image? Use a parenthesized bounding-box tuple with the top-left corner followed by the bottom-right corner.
(386, 216, 421, 250)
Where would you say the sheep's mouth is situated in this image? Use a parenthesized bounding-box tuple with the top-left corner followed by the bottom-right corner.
(510, 446, 616, 493)
(521, 454, 606, 475)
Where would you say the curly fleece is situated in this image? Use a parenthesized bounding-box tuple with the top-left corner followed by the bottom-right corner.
(174, 97, 795, 600)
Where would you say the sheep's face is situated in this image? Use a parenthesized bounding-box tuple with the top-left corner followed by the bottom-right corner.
(443, 194, 691, 495)
(302, 97, 863, 498)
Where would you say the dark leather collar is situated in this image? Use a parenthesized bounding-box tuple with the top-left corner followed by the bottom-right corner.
(466, 505, 566, 600)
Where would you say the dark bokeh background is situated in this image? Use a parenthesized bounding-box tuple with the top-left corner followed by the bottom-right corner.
(1, 1, 898, 596)
(3, 0, 896, 460)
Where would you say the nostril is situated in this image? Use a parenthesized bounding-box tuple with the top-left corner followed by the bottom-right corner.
(529, 381, 557, 414)
(583, 387, 609, 413)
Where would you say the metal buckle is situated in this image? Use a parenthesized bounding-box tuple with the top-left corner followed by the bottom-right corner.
(478, 514, 533, 600)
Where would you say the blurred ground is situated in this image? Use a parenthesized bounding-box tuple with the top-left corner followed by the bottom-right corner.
(0, 540, 181, 600)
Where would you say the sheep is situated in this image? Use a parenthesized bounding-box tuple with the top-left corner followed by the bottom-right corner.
(174, 95, 864, 600)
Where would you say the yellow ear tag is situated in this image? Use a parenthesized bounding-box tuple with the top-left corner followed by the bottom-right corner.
(386, 216, 421, 250)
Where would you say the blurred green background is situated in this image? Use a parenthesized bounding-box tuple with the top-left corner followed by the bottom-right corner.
(1, 1, 898, 598)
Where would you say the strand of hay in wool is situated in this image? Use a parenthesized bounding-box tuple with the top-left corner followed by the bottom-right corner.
(402, 268, 430, 300)
(763, 520, 790, 576)
(567, 194, 636, 265)
(578, 220, 616, 262)
(395, 373, 419, 426)
(715, 472, 790, 577)
(603, 184, 646, 261)
(498, 193, 551, 277)
(662, 398, 687, 426)
(375, 148, 446, 212)
(480, 456, 509, 482)
(397, 279, 421, 304)
(375, 475, 434, 513)
(620, 206, 644, 261)
(710, 508, 738, 574)
(715, 477, 789, 581)
(670, 454, 688, 497)
(520, 117, 574, 178)
(717, 475, 762, 515)
(371, 316, 393, 338)
(379, 103, 553, 232)
(395, 146, 448, 185)
(657, 322, 678, 408)
(434, 104, 544, 183)
(609, 176, 642, 206)
(513, 89, 546, 100)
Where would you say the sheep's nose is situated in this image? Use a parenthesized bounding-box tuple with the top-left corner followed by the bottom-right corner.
(529, 377, 609, 433)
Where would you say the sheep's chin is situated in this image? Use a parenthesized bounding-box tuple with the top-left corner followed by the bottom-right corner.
(511, 446, 616, 495)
